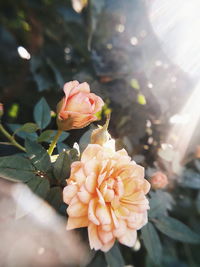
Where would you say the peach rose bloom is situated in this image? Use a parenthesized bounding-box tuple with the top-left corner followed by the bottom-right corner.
(57, 81, 104, 131)
(63, 144, 150, 252)
(150, 171, 168, 190)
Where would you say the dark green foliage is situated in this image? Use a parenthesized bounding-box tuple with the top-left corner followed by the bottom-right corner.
(105, 243, 125, 267)
(46, 186, 63, 210)
(27, 176, 50, 198)
(0, 155, 36, 182)
(33, 97, 51, 129)
(141, 222, 162, 265)
(37, 130, 69, 143)
(25, 139, 51, 172)
(53, 150, 71, 182)
(154, 217, 200, 244)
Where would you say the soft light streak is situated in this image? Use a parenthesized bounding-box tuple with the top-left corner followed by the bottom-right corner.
(149, 0, 200, 78)
(167, 82, 200, 163)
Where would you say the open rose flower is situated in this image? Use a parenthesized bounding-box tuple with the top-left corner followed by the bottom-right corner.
(63, 143, 150, 252)
(150, 171, 168, 190)
(57, 81, 104, 131)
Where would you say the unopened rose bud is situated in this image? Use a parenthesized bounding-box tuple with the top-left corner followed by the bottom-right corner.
(195, 145, 200, 158)
(57, 81, 104, 131)
(0, 103, 4, 118)
(91, 114, 110, 146)
(150, 171, 168, 190)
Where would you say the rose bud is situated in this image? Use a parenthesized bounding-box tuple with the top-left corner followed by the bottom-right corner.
(0, 103, 4, 118)
(91, 114, 110, 146)
(57, 81, 104, 131)
(150, 171, 169, 190)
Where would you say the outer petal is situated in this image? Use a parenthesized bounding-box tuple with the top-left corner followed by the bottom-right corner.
(81, 144, 102, 163)
(98, 228, 114, 244)
(67, 216, 89, 230)
(88, 93, 104, 113)
(101, 239, 115, 252)
(88, 223, 103, 250)
(60, 111, 97, 129)
(113, 219, 127, 238)
(70, 82, 90, 96)
(118, 228, 137, 247)
(63, 184, 78, 204)
(67, 201, 88, 217)
(63, 80, 79, 99)
(127, 212, 148, 230)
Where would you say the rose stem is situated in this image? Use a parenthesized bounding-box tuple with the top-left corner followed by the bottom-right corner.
(47, 129, 63, 156)
(0, 123, 26, 152)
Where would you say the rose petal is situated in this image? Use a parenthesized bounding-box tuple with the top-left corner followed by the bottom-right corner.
(88, 223, 103, 250)
(98, 229, 114, 244)
(118, 228, 137, 247)
(101, 238, 115, 252)
(67, 201, 88, 217)
(96, 204, 112, 225)
(81, 144, 102, 163)
(88, 199, 100, 225)
(67, 216, 89, 230)
(113, 219, 127, 238)
(64, 80, 79, 100)
(70, 82, 90, 96)
(63, 184, 78, 204)
(77, 186, 92, 204)
(85, 172, 97, 193)
(66, 92, 94, 113)
(89, 93, 104, 113)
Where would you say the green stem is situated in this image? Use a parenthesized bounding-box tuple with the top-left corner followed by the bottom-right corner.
(0, 124, 26, 152)
(47, 130, 62, 156)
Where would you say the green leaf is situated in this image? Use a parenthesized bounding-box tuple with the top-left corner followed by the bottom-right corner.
(181, 169, 200, 189)
(149, 191, 174, 218)
(105, 243, 125, 267)
(57, 142, 70, 153)
(196, 191, 200, 214)
(8, 123, 38, 140)
(53, 151, 71, 182)
(27, 177, 50, 198)
(87, 252, 106, 267)
(46, 187, 62, 209)
(79, 128, 93, 152)
(30, 56, 54, 92)
(0, 155, 36, 182)
(37, 130, 69, 143)
(154, 216, 200, 243)
(194, 159, 200, 172)
(19, 123, 38, 133)
(25, 139, 51, 172)
(141, 222, 162, 265)
(33, 97, 51, 129)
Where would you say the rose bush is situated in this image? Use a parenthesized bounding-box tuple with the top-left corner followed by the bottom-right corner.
(63, 143, 150, 252)
(57, 81, 104, 131)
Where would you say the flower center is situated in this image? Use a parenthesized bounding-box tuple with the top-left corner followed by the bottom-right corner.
(100, 177, 124, 202)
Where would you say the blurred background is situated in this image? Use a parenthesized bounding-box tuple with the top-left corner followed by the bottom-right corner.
(0, 0, 200, 266)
